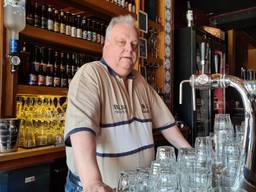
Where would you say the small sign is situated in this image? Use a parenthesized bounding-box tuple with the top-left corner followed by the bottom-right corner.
(139, 10, 148, 33)
(139, 37, 147, 59)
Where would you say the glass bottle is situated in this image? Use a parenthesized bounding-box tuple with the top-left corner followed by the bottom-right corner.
(47, 5, 54, 31)
(76, 15, 82, 38)
(53, 51, 61, 87)
(53, 9, 60, 33)
(45, 47, 53, 87)
(60, 52, 68, 88)
(65, 12, 71, 36)
(28, 45, 38, 85)
(70, 14, 77, 38)
(81, 16, 87, 40)
(33, 1, 40, 27)
(59, 11, 66, 34)
(26, 1, 34, 26)
(66, 52, 73, 86)
(87, 18, 92, 41)
(41, 4, 47, 29)
(38, 47, 46, 86)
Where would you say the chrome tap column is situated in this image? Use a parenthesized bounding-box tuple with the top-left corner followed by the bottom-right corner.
(179, 73, 256, 191)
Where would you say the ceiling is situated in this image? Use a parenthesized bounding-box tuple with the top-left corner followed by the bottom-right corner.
(190, 0, 256, 40)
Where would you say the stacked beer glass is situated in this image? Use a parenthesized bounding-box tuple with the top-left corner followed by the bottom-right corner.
(116, 114, 244, 192)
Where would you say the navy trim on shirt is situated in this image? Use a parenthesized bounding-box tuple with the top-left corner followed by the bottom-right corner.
(100, 117, 152, 128)
(100, 58, 134, 79)
(96, 144, 154, 157)
(153, 122, 176, 132)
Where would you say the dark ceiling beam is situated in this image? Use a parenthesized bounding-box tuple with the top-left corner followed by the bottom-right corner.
(210, 7, 256, 30)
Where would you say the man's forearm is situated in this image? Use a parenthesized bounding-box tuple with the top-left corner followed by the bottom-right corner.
(162, 126, 192, 148)
(71, 131, 103, 189)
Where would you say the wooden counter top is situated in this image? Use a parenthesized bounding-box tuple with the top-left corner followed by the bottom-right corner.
(0, 145, 65, 170)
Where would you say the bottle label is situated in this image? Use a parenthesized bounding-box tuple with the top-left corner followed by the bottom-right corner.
(46, 76, 53, 86)
(61, 78, 68, 88)
(54, 77, 61, 87)
(71, 27, 77, 37)
(54, 22, 60, 32)
(48, 19, 54, 31)
(38, 75, 46, 86)
(41, 17, 47, 29)
(33, 61, 40, 72)
(60, 23, 65, 34)
(97, 34, 101, 44)
(42, 63, 47, 73)
(65, 25, 71, 36)
(92, 32, 97, 42)
(87, 31, 92, 41)
(76, 29, 82, 38)
(28, 74, 38, 85)
(82, 30, 87, 40)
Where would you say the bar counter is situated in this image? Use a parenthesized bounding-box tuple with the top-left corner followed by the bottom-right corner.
(0, 145, 65, 170)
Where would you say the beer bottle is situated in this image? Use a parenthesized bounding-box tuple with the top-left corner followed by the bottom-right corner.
(65, 12, 71, 36)
(70, 14, 77, 38)
(60, 52, 68, 88)
(100, 22, 105, 45)
(66, 52, 73, 86)
(96, 21, 101, 44)
(53, 51, 61, 87)
(45, 47, 53, 87)
(53, 9, 60, 33)
(76, 15, 82, 38)
(71, 52, 77, 77)
(41, 4, 47, 29)
(91, 19, 97, 43)
(34, 1, 40, 27)
(47, 5, 54, 31)
(28, 45, 39, 85)
(131, 0, 136, 13)
(81, 16, 87, 40)
(38, 47, 46, 86)
(60, 11, 66, 34)
(87, 18, 92, 41)
(26, 1, 34, 25)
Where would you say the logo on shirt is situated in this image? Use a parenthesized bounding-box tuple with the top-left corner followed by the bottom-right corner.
(113, 104, 127, 114)
(141, 104, 149, 113)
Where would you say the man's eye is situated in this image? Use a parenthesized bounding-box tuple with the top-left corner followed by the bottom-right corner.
(117, 41, 126, 46)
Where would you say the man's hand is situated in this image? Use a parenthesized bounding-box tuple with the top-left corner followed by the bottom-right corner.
(86, 182, 113, 192)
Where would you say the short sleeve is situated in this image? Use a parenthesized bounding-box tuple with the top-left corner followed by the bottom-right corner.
(64, 63, 101, 146)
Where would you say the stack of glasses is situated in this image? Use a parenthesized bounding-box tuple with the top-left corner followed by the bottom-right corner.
(116, 114, 245, 192)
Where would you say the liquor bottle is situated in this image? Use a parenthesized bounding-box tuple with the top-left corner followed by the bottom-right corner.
(91, 20, 97, 43)
(28, 45, 38, 85)
(96, 21, 101, 44)
(76, 15, 82, 38)
(70, 14, 77, 38)
(26, 1, 34, 25)
(33, 1, 40, 27)
(81, 16, 87, 40)
(41, 4, 47, 29)
(47, 5, 54, 31)
(53, 9, 60, 33)
(60, 52, 68, 88)
(53, 51, 61, 87)
(45, 47, 53, 87)
(66, 52, 73, 85)
(131, 0, 136, 13)
(186, 1, 194, 27)
(128, 0, 132, 12)
(65, 12, 71, 36)
(60, 11, 66, 34)
(71, 52, 77, 77)
(38, 47, 46, 86)
(100, 22, 105, 45)
(87, 18, 92, 41)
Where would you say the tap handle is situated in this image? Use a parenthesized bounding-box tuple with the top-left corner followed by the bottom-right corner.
(191, 75, 196, 111)
(179, 79, 190, 105)
(200, 42, 206, 74)
(214, 54, 220, 74)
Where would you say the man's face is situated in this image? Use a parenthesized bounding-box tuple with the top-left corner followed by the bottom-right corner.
(103, 23, 139, 78)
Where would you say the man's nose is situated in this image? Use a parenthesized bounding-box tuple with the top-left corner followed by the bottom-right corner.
(124, 42, 133, 52)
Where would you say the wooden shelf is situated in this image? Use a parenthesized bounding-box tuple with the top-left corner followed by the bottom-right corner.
(21, 25, 103, 54)
(70, 0, 136, 18)
(17, 85, 68, 96)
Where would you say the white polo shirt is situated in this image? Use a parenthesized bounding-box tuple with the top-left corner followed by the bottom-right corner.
(64, 60, 176, 188)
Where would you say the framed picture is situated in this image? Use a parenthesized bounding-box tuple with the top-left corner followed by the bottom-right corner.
(139, 10, 148, 33)
(139, 37, 147, 59)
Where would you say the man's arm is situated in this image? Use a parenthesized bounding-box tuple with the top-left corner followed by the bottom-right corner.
(161, 125, 192, 148)
(70, 131, 113, 192)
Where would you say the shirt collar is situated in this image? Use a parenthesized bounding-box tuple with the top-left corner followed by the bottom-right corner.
(100, 58, 135, 79)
